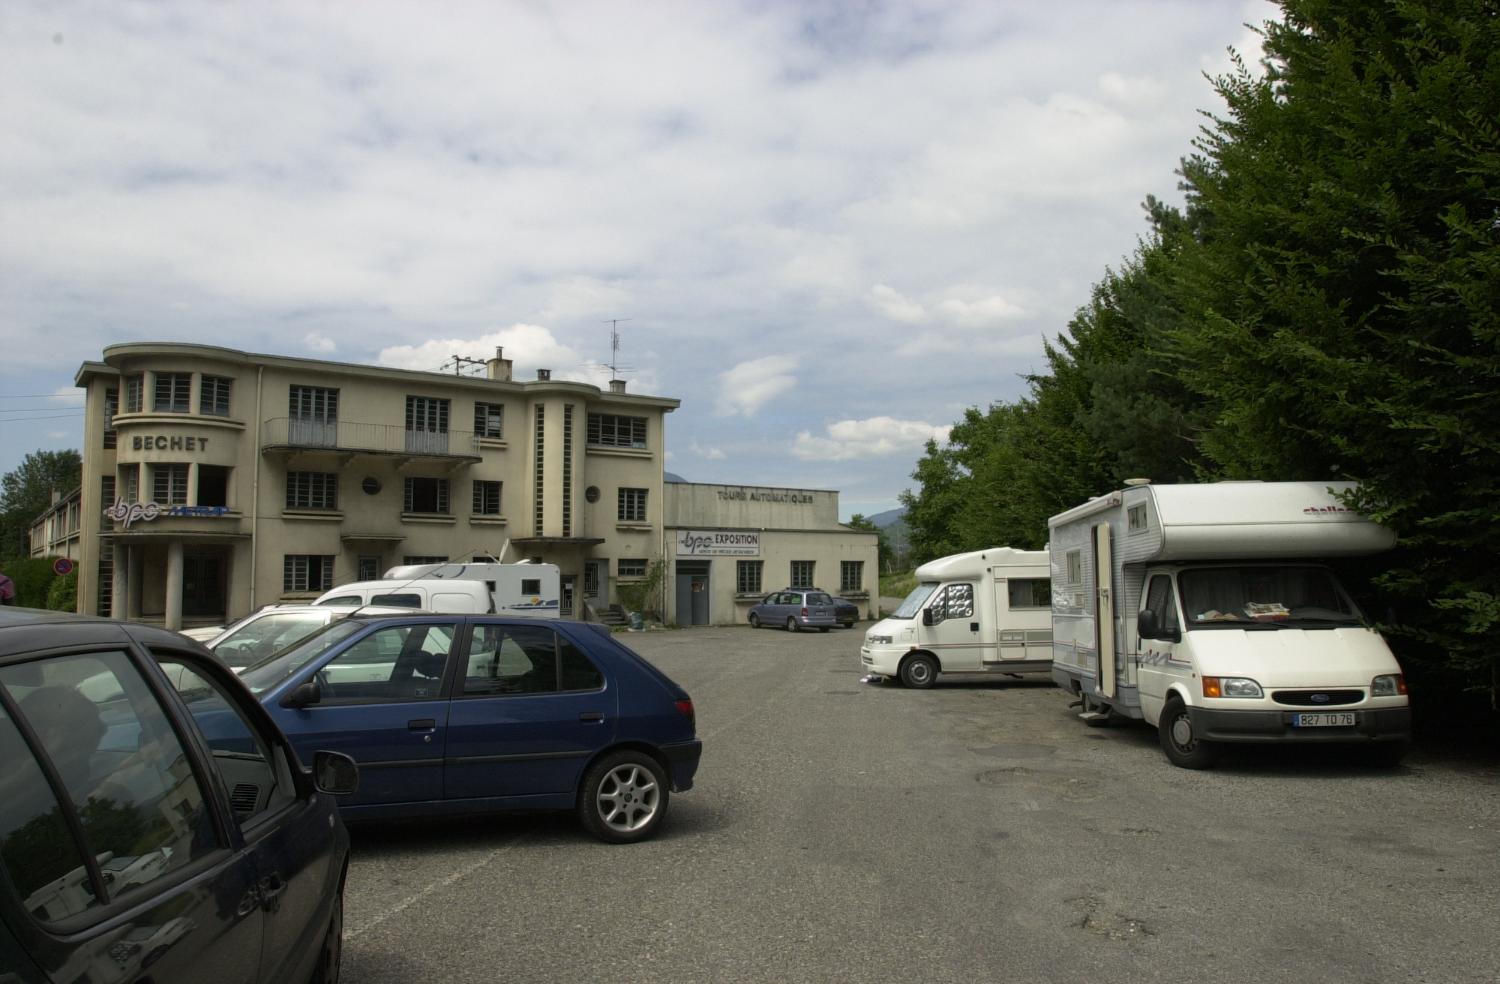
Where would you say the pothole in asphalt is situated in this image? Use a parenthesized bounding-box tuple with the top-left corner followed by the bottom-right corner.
(969, 743, 1057, 758)
(975, 766, 1033, 784)
(1067, 895, 1158, 943)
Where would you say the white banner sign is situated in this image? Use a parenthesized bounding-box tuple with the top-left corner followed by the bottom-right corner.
(675, 530, 761, 557)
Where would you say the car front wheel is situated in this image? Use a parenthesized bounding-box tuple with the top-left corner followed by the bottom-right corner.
(309, 881, 344, 983)
(578, 751, 670, 844)
(749, 613, 760, 628)
(1158, 697, 1220, 769)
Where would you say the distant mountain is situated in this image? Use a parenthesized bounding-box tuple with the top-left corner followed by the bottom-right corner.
(664, 471, 687, 483)
(866, 506, 906, 529)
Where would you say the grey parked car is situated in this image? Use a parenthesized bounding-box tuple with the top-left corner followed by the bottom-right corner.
(748, 589, 837, 632)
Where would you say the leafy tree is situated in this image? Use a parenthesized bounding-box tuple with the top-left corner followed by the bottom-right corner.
(845, 514, 894, 572)
(0, 450, 81, 560)
(1166, 0, 1500, 704)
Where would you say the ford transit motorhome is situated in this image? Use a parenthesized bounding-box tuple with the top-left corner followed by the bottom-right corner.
(860, 547, 1051, 688)
(384, 561, 560, 618)
(1048, 480, 1410, 768)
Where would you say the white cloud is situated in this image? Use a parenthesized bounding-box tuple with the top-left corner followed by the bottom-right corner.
(304, 333, 336, 354)
(936, 292, 1027, 327)
(871, 284, 927, 323)
(792, 417, 953, 462)
(715, 356, 797, 417)
(691, 441, 726, 461)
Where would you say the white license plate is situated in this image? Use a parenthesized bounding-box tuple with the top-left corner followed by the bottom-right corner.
(1292, 712, 1357, 727)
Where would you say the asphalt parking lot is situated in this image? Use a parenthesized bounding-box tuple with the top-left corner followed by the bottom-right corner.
(340, 624, 1500, 984)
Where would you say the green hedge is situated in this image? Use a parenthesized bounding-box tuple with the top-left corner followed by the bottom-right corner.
(46, 571, 77, 612)
(1, 557, 64, 609)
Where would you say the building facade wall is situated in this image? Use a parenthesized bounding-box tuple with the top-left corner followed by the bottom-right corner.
(665, 482, 880, 627)
(75, 343, 679, 628)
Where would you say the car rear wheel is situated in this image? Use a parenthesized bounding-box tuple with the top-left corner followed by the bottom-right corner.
(749, 613, 761, 628)
(786, 617, 799, 632)
(579, 751, 670, 844)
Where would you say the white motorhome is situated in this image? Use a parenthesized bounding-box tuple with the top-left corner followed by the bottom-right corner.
(313, 579, 493, 613)
(383, 561, 561, 619)
(860, 547, 1052, 688)
(1049, 480, 1411, 768)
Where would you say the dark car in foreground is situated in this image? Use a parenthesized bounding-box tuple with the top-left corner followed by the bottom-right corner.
(0, 607, 358, 984)
(236, 614, 702, 843)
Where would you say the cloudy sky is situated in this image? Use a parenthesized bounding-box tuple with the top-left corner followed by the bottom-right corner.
(0, 0, 1273, 519)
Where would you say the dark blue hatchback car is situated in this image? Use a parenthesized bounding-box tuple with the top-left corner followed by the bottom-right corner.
(237, 614, 701, 843)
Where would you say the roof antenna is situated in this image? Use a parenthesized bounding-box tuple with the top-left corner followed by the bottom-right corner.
(603, 318, 635, 383)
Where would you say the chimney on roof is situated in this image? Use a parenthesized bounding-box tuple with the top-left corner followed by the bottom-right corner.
(609, 379, 626, 394)
(537, 368, 551, 381)
(486, 347, 513, 382)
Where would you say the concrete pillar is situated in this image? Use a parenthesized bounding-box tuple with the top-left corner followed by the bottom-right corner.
(110, 543, 125, 620)
(126, 548, 143, 620)
(165, 541, 184, 631)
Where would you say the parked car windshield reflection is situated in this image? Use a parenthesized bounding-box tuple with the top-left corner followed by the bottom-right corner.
(892, 583, 938, 619)
(240, 619, 367, 696)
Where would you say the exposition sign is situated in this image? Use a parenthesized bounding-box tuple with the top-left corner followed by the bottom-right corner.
(675, 530, 761, 557)
(103, 499, 229, 530)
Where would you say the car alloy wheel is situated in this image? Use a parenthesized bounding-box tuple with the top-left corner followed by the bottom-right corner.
(579, 751, 670, 843)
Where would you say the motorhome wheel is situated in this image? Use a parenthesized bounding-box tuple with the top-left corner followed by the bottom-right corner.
(1158, 697, 1219, 769)
(900, 653, 937, 689)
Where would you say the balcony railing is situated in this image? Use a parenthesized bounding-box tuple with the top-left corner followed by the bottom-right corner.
(262, 418, 482, 459)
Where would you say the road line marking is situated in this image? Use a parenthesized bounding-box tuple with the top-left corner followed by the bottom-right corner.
(346, 833, 530, 940)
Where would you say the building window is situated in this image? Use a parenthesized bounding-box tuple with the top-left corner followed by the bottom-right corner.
(737, 560, 763, 594)
(290, 384, 338, 421)
(358, 556, 381, 581)
(618, 558, 647, 578)
(284, 555, 334, 593)
(1008, 578, 1052, 609)
(153, 372, 191, 413)
(583, 564, 599, 595)
(562, 404, 574, 537)
(405, 396, 450, 454)
(121, 464, 139, 503)
(587, 413, 647, 448)
(618, 487, 647, 523)
(472, 480, 502, 515)
(197, 466, 230, 508)
(790, 560, 815, 589)
(533, 405, 545, 532)
(840, 560, 863, 594)
(474, 402, 504, 439)
(100, 476, 115, 530)
(404, 476, 449, 514)
(403, 555, 449, 566)
(97, 552, 114, 616)
(287, 471, 338, 510)
(103, 388, 118, 449)
(124, 375, 143, 413)
(153, 464, 188, 505)
(200, 375, 232, 416)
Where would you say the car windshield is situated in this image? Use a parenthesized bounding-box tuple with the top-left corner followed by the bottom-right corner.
(1178, 566, 1363, 627)
(239, 619, 368, 695)
(891, 582, 938, 620)
(210, 611, 332, 669)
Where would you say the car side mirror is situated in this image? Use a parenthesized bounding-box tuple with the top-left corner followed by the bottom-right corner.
(282, 680, 322, 709)
(312, 750, 359, 796)
(922, 608, 935, 626)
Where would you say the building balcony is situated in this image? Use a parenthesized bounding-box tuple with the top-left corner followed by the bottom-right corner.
(261, 417, 483, 470)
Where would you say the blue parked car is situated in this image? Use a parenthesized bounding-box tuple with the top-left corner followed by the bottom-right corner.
(237, 614, 701, 843)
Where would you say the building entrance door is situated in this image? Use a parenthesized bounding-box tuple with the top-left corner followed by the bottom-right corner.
(675, 563, 710, 626)
(182, 551, 226, 619)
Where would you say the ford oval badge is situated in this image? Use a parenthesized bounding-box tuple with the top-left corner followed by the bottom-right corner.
(1311, 693, 1331, 704)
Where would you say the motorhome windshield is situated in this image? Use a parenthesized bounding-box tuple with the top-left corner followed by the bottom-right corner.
(1179, 566, 1363, 628)
(892, 583, 939, 619)
(239, 619, 366, 695)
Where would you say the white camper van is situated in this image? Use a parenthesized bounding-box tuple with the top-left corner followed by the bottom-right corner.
(860, 547, 1052, 688)
(313, 578, 493, 613)
(383, 561, 561, 619)
(1049, 480, 1411, 768)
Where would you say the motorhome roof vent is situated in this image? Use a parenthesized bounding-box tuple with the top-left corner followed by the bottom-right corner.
(1123, 478, 1152, 487)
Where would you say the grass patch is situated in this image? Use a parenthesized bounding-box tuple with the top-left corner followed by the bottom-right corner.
(879, 570, 916, 600)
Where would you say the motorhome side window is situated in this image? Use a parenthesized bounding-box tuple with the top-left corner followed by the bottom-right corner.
(932, 583, 973, 622)
(521, 579, 541, 594)
(1008, 578, 1050, 609)
(1065, 550, 1082, 585)
(1127, 504, 1148, 533)
(1144, 575, 1179, 634)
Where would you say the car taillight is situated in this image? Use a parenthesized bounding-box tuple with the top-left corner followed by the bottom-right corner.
(801, 607, 808, 617)
(674, 698, 695, 725)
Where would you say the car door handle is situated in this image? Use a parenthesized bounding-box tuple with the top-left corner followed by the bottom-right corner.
(578, 712, 605, 723)
(408, 718, 436, 732)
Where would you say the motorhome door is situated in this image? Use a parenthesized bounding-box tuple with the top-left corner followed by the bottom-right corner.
(1094, 523, 1116, 699)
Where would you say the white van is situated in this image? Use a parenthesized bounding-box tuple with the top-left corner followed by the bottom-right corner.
(383, 562, 560, 618)
(1049, 480, 1411, 768)
(860, 547, 1051, 688)
(313, 579, 493, 613)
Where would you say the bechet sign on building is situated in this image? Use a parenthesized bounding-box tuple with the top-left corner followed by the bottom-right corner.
(69, 342, 877, 629)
